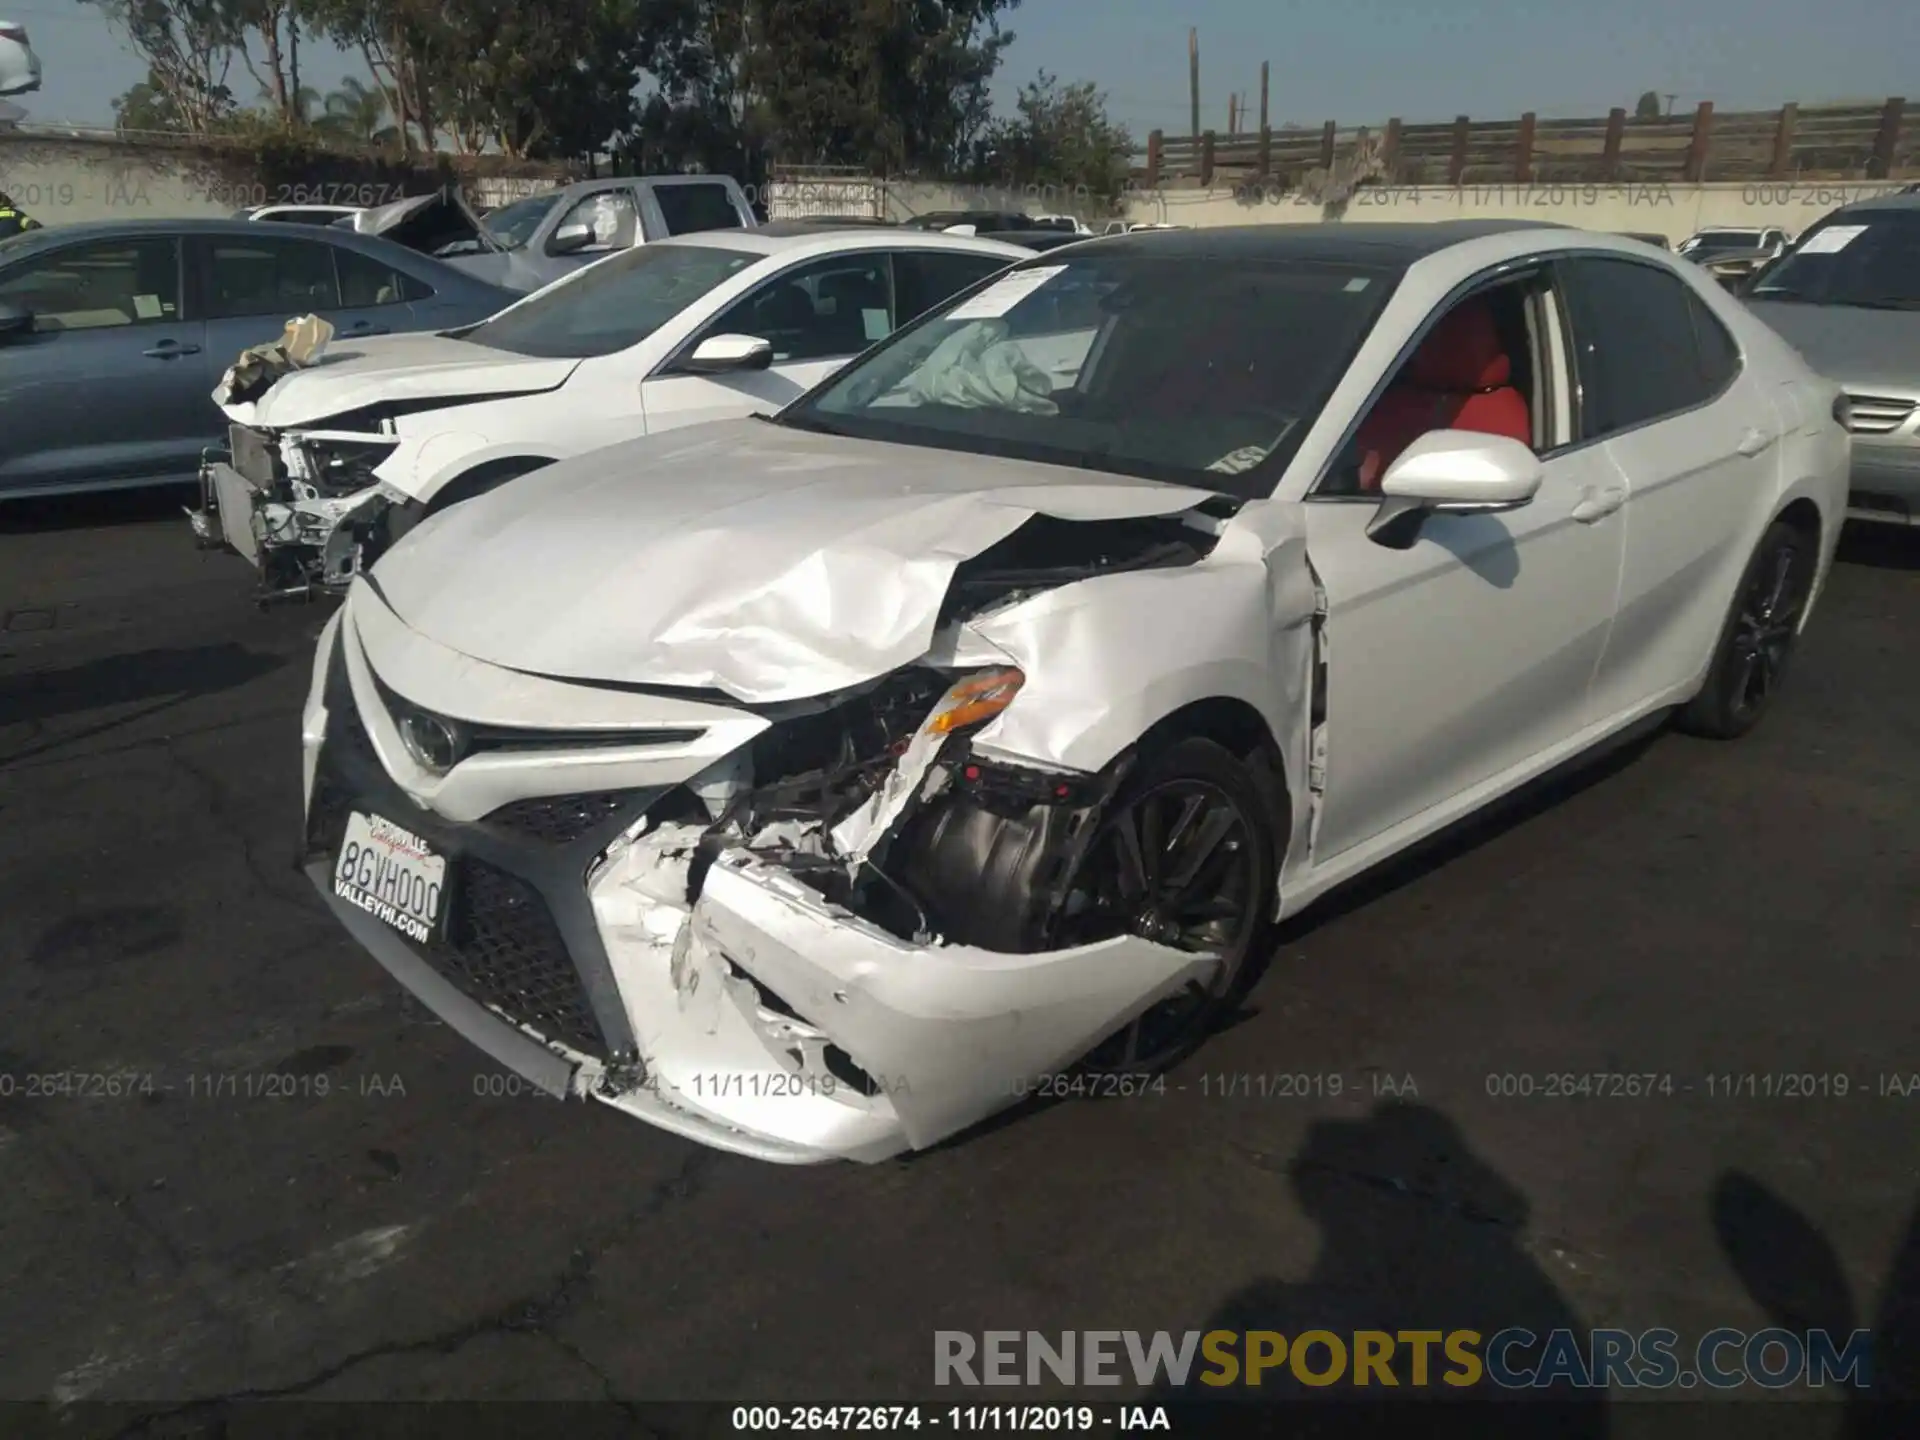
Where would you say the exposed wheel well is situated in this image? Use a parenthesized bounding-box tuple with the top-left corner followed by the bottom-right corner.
(424, 455, 553, 516)
(1776, 497, 1822, 550)
(1130, 697, 1292, 844)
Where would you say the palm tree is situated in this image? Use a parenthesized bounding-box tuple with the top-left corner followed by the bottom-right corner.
(314, 77, 399, 146)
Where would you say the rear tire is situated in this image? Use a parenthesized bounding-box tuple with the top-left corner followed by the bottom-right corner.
(1676, 518, 1814, 740)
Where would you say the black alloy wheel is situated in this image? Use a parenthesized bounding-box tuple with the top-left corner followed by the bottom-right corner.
(1047, 737, 1279, 1076)
(1678, 518, 1814, 739)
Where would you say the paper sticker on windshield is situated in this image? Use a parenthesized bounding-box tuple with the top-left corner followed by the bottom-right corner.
(862, 307, 890, 341)
(946, 265, 1068, 321)
(133, 293, 163, 319)
(1795, 225, 1866, 255)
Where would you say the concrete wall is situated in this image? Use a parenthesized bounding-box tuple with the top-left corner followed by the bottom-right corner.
(1120, 178, 1914, 240)
(0, 131, 572, 225)
(836, 176, 1914, 240)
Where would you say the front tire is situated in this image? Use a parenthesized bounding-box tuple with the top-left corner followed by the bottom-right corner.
(1054, 738, 1281, 1076)
(1676, 519, 1814, 740)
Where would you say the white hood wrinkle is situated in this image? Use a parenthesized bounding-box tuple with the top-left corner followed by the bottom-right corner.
(225, 332, 581, 430)
(371, 419, 1222, 705)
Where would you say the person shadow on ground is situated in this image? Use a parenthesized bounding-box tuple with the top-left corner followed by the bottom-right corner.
(1712, 1170, 1920, 1436)
(1154, 1101, 1609, 1437)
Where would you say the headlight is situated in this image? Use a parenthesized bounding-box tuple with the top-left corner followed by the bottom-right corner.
(926, 668, 1024, 736)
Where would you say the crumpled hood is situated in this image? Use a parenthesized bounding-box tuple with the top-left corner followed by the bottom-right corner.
(230, 332, 580, 429)
(371, 419, 1221, 704)
(1745, 301, 1920, 393)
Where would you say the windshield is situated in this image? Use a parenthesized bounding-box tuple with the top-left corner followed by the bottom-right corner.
(787, 251, 1396, 499)
(1748, 210, 1920, 308)
(482, 193, 563, 251)
(465, 242, 760, 359)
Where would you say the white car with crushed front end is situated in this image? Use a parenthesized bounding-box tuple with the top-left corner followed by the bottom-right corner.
(199, 225, 1026, 600)
(302, 222, 1849, 1164)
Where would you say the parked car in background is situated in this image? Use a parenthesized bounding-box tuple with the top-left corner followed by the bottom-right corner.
(195, 224, 1027, 599)
(299, 221, 1846, 1163)
(0, 218, 514, 502)
(237, 204, 363, 227)
(348, 176, 758, 294)
(1678, 226, 1790, 265)
(1745, 193, 1920, 528)
(903, 210, 1037, 232)
(978, 230, 1088, 252)
(1031, 214, 1093, 234)
(0, 19, 41, 96)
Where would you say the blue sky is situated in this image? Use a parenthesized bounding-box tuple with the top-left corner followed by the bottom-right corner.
(6, 0, 1911, 138)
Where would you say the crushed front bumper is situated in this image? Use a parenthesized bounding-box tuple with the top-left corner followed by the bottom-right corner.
(304, 634, 1213, 1164)
(191, 434, 387, 598)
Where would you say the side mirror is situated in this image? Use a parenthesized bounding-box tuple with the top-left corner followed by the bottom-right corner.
(0, 300, 32, 338)
(1368, 430, 1544, 549)
(680, 333, 774, 374)
(548, 223, 595, 256)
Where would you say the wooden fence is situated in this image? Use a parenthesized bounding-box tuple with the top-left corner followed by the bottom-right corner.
(1135, 98, 1913, 188)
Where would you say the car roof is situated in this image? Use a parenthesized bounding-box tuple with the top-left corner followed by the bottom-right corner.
(0, 215, 497, 277)
(1054, 219, 1568, 266)
(656, 225, 1031, 260)
(1829, 192, 1920, 216)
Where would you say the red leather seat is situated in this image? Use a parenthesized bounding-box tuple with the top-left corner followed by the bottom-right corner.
(1353, 299, 1532, 490)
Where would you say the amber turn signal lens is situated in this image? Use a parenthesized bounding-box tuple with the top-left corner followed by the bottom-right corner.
(927, 668, 1025, 735)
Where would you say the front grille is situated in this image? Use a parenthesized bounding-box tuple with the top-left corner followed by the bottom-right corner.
(229, 424, 280, 485)
(309, 625, 641, 1065)
(439, 858, 605, 1058)
(1844, 394, 1918, 435)
(485, 791, 649, 843)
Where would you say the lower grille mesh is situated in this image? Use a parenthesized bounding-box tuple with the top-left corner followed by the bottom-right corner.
(484, 791, 647, 843)
(438, 858, 606, 1059)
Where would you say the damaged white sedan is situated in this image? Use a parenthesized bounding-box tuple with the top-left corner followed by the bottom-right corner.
(197, 226, 1025, 603)
(302, 222, 1850, 1163)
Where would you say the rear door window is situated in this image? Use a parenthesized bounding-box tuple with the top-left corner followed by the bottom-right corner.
(1559, 257, 1728, 437)
(202, 235, 341, 318)
(892, 250, 1011, 322)
(653, 183, 744, 236)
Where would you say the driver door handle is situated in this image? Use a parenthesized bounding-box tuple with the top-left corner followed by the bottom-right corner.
(1571, 482, 1627, 524)
(1736, 426, 1776, 457)
(143, 340, 202, 358)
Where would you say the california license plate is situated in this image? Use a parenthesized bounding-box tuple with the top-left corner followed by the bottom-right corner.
(333, 812, 447, 943)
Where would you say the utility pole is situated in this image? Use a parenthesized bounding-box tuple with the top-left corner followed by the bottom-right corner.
(1228, 93, 1238, 136)
(1189, 28, 1201, 142)
(1663, 93, 1677, 116)
(1259, 62, 1269, 132)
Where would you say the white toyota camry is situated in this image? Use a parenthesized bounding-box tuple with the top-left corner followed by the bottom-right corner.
(302, 221, 1850, 1163)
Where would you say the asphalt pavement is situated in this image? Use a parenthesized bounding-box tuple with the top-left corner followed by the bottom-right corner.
(1, 487, 1916, 1430)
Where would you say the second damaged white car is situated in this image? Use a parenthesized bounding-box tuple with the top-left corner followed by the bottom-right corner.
(303, 223, 1849, 1163)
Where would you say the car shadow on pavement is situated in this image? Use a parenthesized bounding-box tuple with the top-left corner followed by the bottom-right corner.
(1, 643, 287, 728)
(1153, 1101, 1610, 1435)
(0, 483, 198, 535)
(1713, 1170, 1920, 1430)
(0, 642, 288, 767)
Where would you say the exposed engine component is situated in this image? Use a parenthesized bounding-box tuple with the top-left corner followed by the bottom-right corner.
(615, 665, 1124, 956)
